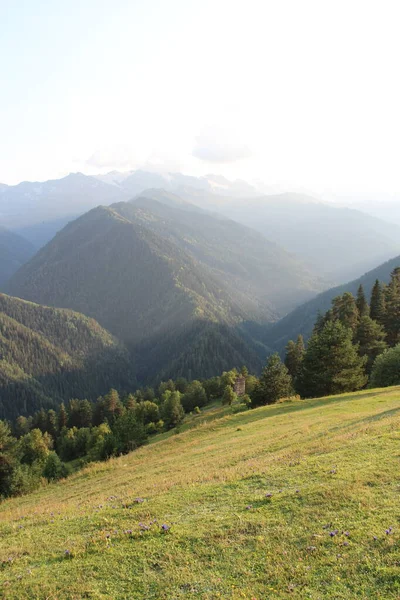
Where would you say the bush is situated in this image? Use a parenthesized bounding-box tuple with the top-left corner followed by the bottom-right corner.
(182, 381, 207, 412)
(370, 345, 400, 388)
(43, 452, 68, 481)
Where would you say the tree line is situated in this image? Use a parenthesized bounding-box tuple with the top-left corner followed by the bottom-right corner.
(1, 268, 399, 500)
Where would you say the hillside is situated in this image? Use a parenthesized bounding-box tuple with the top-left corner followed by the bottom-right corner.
(176, 189, 400, 281)
(263, 254, 400, 353)
(8, 198, 323, 382)
(0, 387, 399, 598)
(0, 227, 36, 289)
(0, 294, 135, 419)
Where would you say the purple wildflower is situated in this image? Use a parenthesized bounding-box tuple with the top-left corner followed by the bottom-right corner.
(161, 524, 170, 531)
(265, 493, 273, 498)
(246, 505, 253, 510)
(329, 530, 338, 537)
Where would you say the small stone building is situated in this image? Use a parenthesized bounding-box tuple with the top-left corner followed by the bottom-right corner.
(233, 375, 246, 397)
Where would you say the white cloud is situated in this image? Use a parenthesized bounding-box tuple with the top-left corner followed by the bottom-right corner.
(192, 126, 252, 163)
(86, 147, 139, 170)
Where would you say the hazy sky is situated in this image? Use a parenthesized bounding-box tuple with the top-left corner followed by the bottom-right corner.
(1, 0, 400, 195)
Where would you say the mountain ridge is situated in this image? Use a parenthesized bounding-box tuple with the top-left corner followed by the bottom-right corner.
(262, 254, 400, 353)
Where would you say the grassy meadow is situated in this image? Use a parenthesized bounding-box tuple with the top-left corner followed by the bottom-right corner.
(0, 387, 399, 599)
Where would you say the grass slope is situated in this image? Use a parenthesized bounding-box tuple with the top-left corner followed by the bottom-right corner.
(1, 388, 399, 598)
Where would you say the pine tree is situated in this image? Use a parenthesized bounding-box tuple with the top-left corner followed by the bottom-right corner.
(384, 268, 400, 346)
(285, 335, 305, 381)
(354, 315, 387, 374)
(332, 292, 358, 333)
(370, 280, 386, 324)
(125, 394, 137, 411)
(103, 389, 124, 424)
(251, 353, 292, 406)
(46, 410, 58, 440)
(356, 284, 369, 317)
(297, 321, 367, 398)
(58, 403, 68, 431)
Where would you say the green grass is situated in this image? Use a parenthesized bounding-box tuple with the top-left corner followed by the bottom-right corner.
(1, 388, 400, 599)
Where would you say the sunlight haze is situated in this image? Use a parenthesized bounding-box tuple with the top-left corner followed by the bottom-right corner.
(1, 0, 400, 197)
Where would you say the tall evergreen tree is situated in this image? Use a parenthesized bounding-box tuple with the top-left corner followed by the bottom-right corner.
(58, 403, 68, 431)
(384, 268, 400, 346)
(355, 315, 387, 374)
(251, 353, 292, 406)
(332, 292, 359, 333)
(297, 321, 367, 398)
(370, 279, 386, 324)
(356, 284, 369, 318)
(285, 335, 305, 381)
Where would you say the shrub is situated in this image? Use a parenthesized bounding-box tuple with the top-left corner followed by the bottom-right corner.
(370, 344, 400, 388)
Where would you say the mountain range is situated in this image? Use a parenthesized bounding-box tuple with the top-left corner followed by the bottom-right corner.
(7, 193, 324, 382)
(172, 190, 400, 281)
(0, 293, 135, 419)
(2, 170, 399, 282)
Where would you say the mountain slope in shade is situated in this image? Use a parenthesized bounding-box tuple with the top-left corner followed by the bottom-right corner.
(8, 197, 324, 382)
(263, 254, 400, 354)
(0, 227, 36, 288)
(0, 294, 135, 419)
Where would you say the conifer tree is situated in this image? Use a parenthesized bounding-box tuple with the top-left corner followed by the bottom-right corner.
(285, 335, 305, 381)
(355, 315, 387, 374)
(103, 389, 124, 424)
(251, 353, 292, 406)
(125, 394, 137, 411)
(297, 321, 367, 398)
(370, 279, 386, 324)
(332, 292, 358, 333)
(384, 268, 400, 346)
(356, 284, 369, 317)
(46, 410, 58, 439)
(58, 403, 68, 431)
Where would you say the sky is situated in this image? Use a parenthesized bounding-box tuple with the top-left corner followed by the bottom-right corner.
(1, 0, 400, 197)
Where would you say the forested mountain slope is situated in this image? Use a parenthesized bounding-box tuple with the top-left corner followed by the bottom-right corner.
(8, 199, 323, 382)
(0, 294, 135, 418)
(263, 255, 400, 353)
(0, 227, 36, 288)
